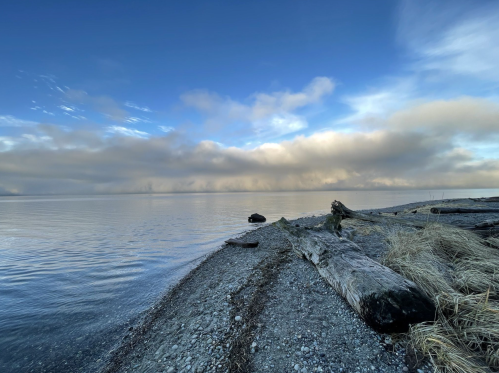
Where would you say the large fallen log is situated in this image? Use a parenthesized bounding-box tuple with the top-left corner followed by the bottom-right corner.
(274, 217, 435, 333)
(430, 207, 499, 214)
(331, 200, 429, 229)
(332, 200, 499, 241)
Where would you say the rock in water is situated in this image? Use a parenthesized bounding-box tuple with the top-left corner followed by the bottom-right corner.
(248, 213, 266, 223)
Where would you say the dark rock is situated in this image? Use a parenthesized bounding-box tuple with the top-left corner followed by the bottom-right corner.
(248, 213, 266, 223)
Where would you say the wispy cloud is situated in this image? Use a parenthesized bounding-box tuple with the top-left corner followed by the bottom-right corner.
(181, 77, 334, 137)
(125, 117, 153, 124)
(106, 125, 149, 138)
(59, 105, 75, 112)
(0, 115, 38, 127)
(124, 101, 153, 113)
(398, 0, 499, 82)
(66, 89, 128, 121)
(158, 125, 174, 133)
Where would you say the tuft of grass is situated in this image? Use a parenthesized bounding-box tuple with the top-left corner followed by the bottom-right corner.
(382, 223, 499, 372)
(340, 219, 386, 236)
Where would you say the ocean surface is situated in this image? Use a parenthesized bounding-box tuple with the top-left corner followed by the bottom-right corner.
(1, 189, 499, 372)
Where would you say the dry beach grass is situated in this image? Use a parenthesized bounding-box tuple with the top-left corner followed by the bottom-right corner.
(382, 222, 499, 372)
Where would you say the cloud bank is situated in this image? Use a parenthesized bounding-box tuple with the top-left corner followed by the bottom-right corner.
(1, 94, 498, 195)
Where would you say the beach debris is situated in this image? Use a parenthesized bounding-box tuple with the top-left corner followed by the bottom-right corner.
(430, 207, 499, 214)
(274, 216, 435, 333)
(470, 196, 499, 202)
(225, 239, 259, 248)
(248, 213, 266, 223)
(332, 200, 429, 229)
(475, 219, 499, 228)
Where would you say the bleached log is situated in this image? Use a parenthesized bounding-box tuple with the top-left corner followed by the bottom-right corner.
(430, 207, 499, 214)
(274, 218, 435, 333)
(331, 200, 428, 229)
(470, 197, 499, 202)
(475, 219, 499, 229)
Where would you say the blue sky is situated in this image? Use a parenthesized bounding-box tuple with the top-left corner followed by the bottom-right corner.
(1, 0, 499, 194)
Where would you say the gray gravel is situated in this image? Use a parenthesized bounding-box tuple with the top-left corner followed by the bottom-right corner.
(99, 198, 498, 373)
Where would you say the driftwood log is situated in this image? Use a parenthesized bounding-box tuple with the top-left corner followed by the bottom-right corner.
(430, 207, 499, 214)
(274, 217, 435, 333)
(332, 200, 499, 241)
(470, 197, 499, 202)
(475, 219, 499, 228)
(331, 200, 429, 229)
(225, 239, 259, 248)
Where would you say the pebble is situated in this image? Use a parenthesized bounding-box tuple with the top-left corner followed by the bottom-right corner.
(294, 364, 300, 370)
(172, 345, 179, 350)
(167, 368, 175, 373)
(235, 316, 242, 322)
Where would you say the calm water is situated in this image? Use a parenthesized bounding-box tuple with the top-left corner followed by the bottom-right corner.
(1, 189, 499, 372)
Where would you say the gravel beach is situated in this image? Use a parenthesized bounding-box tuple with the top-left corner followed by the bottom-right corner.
(100, 198, 499, 373)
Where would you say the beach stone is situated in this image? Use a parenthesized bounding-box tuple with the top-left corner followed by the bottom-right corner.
(172, 344, 179, 350)
(234, 316, 242, 322)
(248, 213, 266, 223)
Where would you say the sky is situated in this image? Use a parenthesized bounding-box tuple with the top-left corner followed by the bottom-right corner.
(1, 0, 499, 195)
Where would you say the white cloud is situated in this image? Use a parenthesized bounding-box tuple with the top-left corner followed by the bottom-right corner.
(0, 115, 38, 127)
(125, 117, 153, 124)
(59, 105, 75, 112)
(0, 136, 18, 151)
(253, 113, 307, 137)
(124, 101, 153, 113)
(106, 125, 149, 138)
(339, 77, 417, 125)
(398, 0, 499, 82)
(181, 77, 334, 137)
(158, 125, 174, 133)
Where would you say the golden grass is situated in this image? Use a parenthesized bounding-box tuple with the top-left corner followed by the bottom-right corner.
(382, 223, 499, 372)
(340, 219, 386, 236)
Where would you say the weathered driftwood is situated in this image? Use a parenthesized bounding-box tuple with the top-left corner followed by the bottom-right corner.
(331, 200, 429, 229)
(274, 217, 435, 333)
(225, 239, 259, 248)
(332, 200, 499, 238)
(430, 207, 499, 214)
(475, 219, 499, 228)
(470, 197, 499, 202)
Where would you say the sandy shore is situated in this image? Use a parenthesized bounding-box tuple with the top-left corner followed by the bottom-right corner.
(99, 198, 499, 373)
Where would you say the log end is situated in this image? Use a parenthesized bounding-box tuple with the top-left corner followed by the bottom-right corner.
(361, 286, 436, 333)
